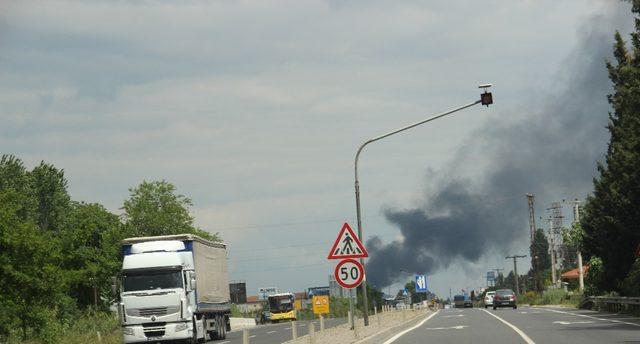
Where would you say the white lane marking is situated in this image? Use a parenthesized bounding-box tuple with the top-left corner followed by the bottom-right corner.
(267, 330, 277, 333)
(553, 320, 595, 325)
(218, 341, 230, 344)
(249, 335, 256, 338)
(542, 308, 640, 328)
(283, 327, 291, 330)
(481, 309, 535, 344)
(381, 311, 439, 344)
(424, 325, 467, 330)
(440, 314, 465, 318)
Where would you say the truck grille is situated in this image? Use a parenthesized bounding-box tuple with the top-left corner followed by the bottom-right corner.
(142, 323, 166, 338)
(126, 306, 179, 317)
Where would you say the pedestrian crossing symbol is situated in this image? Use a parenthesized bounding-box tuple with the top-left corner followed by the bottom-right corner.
(415, 274, 428, 293)
(327, 222, 368, 259)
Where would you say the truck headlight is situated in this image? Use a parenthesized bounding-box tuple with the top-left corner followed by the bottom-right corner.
(175, 322, 188, 332)
(123, 327, 135, 336)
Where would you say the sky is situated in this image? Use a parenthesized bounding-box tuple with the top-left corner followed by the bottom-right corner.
(0, 0, 634, 298)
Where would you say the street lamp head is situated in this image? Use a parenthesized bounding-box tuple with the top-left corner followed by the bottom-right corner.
(479, 83, 493, 106)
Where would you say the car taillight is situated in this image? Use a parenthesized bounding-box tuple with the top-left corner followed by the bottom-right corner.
(494, 295, 500, 300)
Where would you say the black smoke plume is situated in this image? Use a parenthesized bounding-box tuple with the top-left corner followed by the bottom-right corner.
(366, 5, 632, 288)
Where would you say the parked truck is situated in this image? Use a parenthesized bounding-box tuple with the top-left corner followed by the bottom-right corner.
(116, 234, 230, 343)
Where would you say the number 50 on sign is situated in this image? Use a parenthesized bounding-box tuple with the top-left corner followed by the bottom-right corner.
(334, 259, 365, 289)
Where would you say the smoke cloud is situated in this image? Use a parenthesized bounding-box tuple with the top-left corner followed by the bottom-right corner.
(366, 5, 631, 288)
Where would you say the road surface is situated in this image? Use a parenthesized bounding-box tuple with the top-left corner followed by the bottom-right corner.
(387, 306, 640, 344)
(210, 317, 346, 344)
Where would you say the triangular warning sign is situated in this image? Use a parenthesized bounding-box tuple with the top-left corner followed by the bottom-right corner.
(327, 222, 368, 259)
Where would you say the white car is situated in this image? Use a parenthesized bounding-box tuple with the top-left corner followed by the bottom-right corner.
(484, 291, 496, 308)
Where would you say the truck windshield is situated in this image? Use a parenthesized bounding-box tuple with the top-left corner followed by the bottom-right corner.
(269, 296, 294, 312)
(123, 271, 183, 292)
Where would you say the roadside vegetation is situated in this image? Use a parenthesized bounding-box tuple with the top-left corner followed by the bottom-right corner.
(0, 155, 220, 343)
(482, 1, 640, 305)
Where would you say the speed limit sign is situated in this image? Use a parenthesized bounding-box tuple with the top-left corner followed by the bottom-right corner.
(334, 259, 365, 289)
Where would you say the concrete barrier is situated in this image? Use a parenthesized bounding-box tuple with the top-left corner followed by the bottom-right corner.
(230, 317, 257, 331)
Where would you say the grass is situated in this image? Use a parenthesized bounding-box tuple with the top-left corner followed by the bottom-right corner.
(5, 310, 122, 344)
(519, 289, 581, 307)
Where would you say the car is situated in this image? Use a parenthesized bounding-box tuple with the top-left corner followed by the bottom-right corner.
(484, 291, 496, 308)
(492, 289, 517, 309)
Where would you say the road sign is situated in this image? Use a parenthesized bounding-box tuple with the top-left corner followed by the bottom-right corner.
(258, 287, 277, 300)
(312, 295, 330, 314)
(327, 222, 368, 259)
(415, 275, 428, 293)
(636, 243, 640, 258)
(334, 258, 365, 289)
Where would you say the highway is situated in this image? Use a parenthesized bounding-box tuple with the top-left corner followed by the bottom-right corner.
(387, 306, 640, 344)
(213, 317, 346, 344)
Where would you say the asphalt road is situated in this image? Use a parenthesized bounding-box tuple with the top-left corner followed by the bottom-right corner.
(388, 306, 640, 344)
(208, 317, 347, 344)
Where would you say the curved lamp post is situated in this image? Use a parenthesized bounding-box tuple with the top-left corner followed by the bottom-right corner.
(355, 85, 494, 326)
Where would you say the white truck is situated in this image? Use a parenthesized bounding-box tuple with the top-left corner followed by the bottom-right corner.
(116, 234, 230, 343)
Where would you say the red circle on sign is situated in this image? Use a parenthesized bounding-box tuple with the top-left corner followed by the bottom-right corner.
(334, 259, 365, 289)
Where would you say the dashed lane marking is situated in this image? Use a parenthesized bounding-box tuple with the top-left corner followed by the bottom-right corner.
(381, 311, 439, 344)
(553, 320, 595, 325)
(541, 308, 640, 328)
(481, 309, 535, 344)
(267, 330, 277, 334)
(423, 325, 467, 330)
(440, 314, 465, 318)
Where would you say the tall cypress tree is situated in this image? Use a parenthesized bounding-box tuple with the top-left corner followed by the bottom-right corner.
(581, 1, 640, 294)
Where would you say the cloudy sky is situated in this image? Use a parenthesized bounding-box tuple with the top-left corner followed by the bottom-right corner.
(0, 0, 633, 297)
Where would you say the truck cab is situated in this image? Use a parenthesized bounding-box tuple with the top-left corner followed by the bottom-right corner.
(118, 235, 230, 343)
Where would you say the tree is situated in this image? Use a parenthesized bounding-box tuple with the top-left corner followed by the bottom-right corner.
(0, 189, 71, 341)
(581, 7, 640, 294)
(30, 161, 71, 233)
(122, 180, 219, 241)
(61, 202, 125, 308)
(529, 228, 550, 291)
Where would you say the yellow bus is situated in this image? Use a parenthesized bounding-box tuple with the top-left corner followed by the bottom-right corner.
(268, 293, 297, 322)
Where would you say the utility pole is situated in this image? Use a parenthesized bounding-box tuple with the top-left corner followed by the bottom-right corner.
(546, 216, 557, 287)
(526, 194, 537, 244)
(572, 199, 584, 292)
(505, 255, 527, 295)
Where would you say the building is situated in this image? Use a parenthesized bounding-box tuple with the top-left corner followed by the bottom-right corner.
(329, 274, 356, 301)
(236, 295, 265, 314)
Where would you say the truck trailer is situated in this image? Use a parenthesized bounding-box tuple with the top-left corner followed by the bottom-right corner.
(117, 234, 230, 343)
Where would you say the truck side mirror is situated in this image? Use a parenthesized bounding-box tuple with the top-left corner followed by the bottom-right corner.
(190, 277, 197, 291)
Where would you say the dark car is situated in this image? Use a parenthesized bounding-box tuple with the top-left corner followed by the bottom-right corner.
(493, 289, 517, 309)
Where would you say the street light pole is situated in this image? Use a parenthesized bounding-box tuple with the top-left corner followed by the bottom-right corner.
(354, 85, 493, 326)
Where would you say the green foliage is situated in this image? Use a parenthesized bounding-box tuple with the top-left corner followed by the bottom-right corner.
(529, 228, 550, 292)
(584, 256, 604, 296)
(329, 297, 353, 318)
(61, 202, 125, 308)
(619, 259, 640, 296)
(580, 4, 640, 295)
(357, 283, 384, 313)
(122, 180, 220, 241)
(0, 155, 222, 342)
